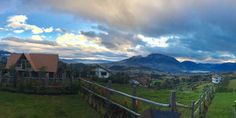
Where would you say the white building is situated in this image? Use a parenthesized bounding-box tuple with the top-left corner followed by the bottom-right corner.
(212, 74, 223, 84)
(89, 65, 111, 79)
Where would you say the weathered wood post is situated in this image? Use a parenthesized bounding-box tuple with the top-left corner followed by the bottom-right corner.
(233, 100, 236, 118)
(191, 100, 195, 118)
(132, 84, 137, 112)
(45, 73, 49, 87)
(131, 84, 137, 118)
(78, 77, 81, 94)
(0, 69, 2, 87)
(199, 95, 202, 117)
(170, 91, 176, 111)
(62, 72, 65, 86)
(14, 71, 18, 88)
(107, 80, 112, 99)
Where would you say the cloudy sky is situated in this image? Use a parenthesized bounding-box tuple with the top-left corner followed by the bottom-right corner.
(0, 0, 236, 63)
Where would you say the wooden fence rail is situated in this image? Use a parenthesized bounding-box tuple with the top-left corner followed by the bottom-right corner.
(79, 78, 215, 118)
(192, 85, 215, 118)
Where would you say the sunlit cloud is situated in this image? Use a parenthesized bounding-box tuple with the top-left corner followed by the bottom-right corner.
(13, 30, 24, 34)
(7, 15, 53, 34)
(31, 35, 44, 41)
(136, 34, 172, 48)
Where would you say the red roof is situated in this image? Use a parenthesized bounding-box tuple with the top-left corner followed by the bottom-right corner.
(5, 53, 59, 73)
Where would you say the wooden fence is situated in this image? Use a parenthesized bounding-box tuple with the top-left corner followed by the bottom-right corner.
(79, 78, 215, 118)
(192, 85, 215, 118)
(0, 75, 79, 94)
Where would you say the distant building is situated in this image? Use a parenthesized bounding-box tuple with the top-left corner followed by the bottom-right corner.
(129, 79, 140, 85)
(89, 65, 111, 79)
(5, 53, 58, 78)
(212, 74, 223, 84)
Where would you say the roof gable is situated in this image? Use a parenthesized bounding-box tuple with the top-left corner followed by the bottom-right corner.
(5, 53, 22, 69)
(6, 53, 59, 73)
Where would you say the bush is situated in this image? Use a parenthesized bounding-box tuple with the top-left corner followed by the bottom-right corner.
(109, 73, 131, 84)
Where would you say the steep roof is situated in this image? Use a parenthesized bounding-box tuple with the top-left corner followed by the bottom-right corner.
(5, 53, 59, 73)
(5, 53, 22, 69)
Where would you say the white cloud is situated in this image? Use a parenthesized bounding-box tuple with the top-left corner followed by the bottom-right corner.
(32, 35, 44, 41)
(0, 27, 5, 31)
(56, 33, 109, 52)
(7, 15, 52, 34)
(7, 15, 27, 24)
(137, 34, 170, 48)
(13, 30, 24, 34)
(55, 28, 63, 32)
(43, 27, 54, 33)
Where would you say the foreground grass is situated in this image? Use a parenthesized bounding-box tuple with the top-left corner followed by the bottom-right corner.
(206, 92, 236, 118)
(0, 91, 100, 118)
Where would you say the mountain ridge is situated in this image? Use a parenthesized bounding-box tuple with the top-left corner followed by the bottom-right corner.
(106, 53, 236, 73)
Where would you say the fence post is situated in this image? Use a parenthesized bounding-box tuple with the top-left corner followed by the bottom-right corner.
(0, 69, 2, 87)
(78, 78, 81, 94)
(191, 100, 195, 118)
(107, 80, 112, 99)
(170, 91, 176, 111)
(62, 72, 66, 86)
(199, 95, 202, 116)
(234, 100, 236, 118)
(132, 84, 137, 112)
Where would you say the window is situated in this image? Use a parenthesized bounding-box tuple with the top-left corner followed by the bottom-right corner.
(101, 72, 107, 76)
(49, 73, 54, 78)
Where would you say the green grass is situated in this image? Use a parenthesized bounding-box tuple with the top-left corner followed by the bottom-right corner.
(228, 79, 236, 89)
(0, 91, 101, 118)
(206, 92, 236, 118)
(109, 83, 200, 104)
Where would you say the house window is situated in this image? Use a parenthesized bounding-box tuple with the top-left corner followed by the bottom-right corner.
(101, 72, 107, 76)
(49, 73, 54, 78)
(32, 72, 39, 77)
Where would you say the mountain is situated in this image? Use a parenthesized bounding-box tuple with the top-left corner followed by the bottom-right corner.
(120, 53, 182, 72)
(0, 50, 11, 64)
(106, 53, 236, 73)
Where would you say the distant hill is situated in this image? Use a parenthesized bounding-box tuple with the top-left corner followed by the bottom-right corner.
(2, 50, 236, 73)
(120, 53, 182, 72)
(105, 53, 236, 73)
(61, 58, 113, 64)
(0, 50, 11, 64)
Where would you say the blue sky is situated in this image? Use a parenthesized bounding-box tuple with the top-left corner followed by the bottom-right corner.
(0, 0, 236, 63)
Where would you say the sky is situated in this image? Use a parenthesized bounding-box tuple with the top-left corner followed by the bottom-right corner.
(0, 0, 236, 63)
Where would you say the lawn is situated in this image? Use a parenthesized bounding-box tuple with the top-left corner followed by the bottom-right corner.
(228, 79, 236, 89)
(0, 91, 101, 118)
(206, 92, 236, 118)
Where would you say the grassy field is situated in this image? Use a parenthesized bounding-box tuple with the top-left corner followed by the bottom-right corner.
(0, 91, 101, 118)
(206, 92, 236, 118)
(113, 83, 201, 117)
(109, 83, 200, 104)
(228, 79, 236, 89)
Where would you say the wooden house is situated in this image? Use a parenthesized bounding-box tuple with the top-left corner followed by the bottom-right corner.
(5, 53, 58, 79)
